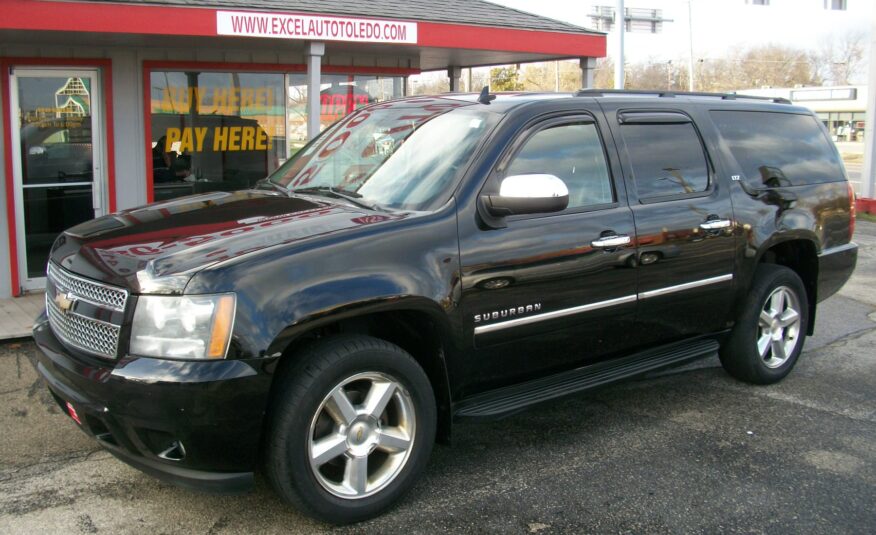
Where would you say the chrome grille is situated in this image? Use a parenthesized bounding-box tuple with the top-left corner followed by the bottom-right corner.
(46, 263, 128, 359)
(47, 262, 128, 311)
(46, 294, 121, 359)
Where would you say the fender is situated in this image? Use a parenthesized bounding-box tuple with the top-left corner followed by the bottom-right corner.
(265, 293, 458, 357)
(184, 201, 462, 361)
(732, 230, 820, 334)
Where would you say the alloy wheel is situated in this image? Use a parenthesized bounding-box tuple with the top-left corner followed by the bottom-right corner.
(307, 372, 416, 499)
(756, 285, 802, 369)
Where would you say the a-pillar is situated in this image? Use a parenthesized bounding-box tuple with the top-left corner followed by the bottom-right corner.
(305, 41, 325, 140)
(448, 66, 462, 92)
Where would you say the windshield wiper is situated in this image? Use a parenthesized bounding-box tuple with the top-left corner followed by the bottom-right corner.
(290, 186, 380, 211)
(254, 179, 287, 194)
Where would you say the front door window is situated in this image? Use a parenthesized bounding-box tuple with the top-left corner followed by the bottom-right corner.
(10, 69, 104, 289)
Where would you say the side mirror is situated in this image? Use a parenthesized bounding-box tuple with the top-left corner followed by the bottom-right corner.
(482, 174, 569, 217)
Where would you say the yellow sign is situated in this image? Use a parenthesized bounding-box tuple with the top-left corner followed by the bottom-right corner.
(164, 126, 273, 153)
(157, 86, 275, 115)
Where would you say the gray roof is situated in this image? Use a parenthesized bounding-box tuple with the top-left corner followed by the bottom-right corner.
(86, 0, 597, 34)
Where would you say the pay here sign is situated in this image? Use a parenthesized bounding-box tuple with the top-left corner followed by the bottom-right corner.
(217, 11, 418, 44)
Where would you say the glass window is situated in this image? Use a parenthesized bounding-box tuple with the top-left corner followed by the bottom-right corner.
(16, 75, 98, 278)
(711, 111, 845, 186)
(505, 122, 614, 208)
(149, 71, 286, 201)
(269, 98, 497, 211)
(149, 69, 405, 202)
(287, 74, 405, 157)
(621, 123, 709, 198)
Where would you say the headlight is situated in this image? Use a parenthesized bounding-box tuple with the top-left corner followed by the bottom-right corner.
(130, 294, 236, 360)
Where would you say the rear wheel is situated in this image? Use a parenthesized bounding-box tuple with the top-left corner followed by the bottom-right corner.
(265, 335, 436, 524)
(720, 264, 809, 384)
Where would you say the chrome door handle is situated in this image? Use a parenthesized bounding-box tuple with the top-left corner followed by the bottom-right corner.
(699, 219, 732, 230)
(591, 234, 631, 248)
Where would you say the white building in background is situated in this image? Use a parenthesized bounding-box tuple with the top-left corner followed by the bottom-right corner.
(492, 0, 871, 76)
(744, 85, 868, 142)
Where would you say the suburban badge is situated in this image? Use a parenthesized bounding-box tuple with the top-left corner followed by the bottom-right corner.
(474, 303, 542, 324)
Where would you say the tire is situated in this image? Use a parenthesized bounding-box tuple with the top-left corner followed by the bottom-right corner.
(265, 335, 436, 524)
(720, 264, 809, 384)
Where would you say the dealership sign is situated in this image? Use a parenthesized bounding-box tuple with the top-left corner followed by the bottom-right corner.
(217, 11, 417, 44)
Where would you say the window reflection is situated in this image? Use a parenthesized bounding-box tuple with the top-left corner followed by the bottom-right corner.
(506, 123, 614, 208)
(622, 123, 709, 198)
(711, 111, 845, 187)
(287, 74, 405, 155)
(149, 70, 405, 202)
(149, 71, 286, 201)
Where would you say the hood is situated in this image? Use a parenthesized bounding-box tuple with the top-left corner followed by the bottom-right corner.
(50, 190, 407, 293)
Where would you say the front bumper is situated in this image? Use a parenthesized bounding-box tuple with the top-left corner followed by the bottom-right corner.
(31, 312, 276, 494)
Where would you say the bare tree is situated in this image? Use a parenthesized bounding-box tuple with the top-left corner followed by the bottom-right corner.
(490, 66, 524, 91)
(813, 30, 868, 85)
(408, 73, 448, 96)
(409, 40, 836, 98)
(593, 58, 615, 89)
(625, 60, 692, 91)
(520, 61, 587, 91)
(694, 44, 818, 91)
(593, 46, 815, 94)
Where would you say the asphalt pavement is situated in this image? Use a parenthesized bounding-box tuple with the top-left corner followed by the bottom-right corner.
(1, 223, 875, 534)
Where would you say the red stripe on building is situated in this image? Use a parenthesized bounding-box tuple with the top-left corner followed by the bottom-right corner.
(0, 0, 604, 57)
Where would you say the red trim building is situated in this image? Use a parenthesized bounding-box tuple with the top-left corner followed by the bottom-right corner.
(0, 0, 605, 297)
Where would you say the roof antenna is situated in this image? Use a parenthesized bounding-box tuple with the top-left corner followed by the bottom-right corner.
(478, 86, 496, 105)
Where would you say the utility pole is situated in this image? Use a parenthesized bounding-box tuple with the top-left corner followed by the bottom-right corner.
(861, 9, 876, 201)
(615, 0, 625, 89)
(688, 0, 695, 91)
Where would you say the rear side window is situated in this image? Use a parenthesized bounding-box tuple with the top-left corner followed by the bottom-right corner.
(506, 122, 614, 209)
(620, 123, 709, 199)
(710, 111, 844, 187)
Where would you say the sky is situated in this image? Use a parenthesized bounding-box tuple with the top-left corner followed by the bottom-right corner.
(488, 0, 872, 66)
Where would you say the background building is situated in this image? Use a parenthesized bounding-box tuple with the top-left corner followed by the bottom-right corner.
(0, 0, 605, 298)
(745, 85, 868, 141)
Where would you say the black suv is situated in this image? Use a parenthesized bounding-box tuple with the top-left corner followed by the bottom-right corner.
(32, 90, 857, 523)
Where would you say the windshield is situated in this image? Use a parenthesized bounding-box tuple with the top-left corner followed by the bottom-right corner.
(268, 98, 497, 211)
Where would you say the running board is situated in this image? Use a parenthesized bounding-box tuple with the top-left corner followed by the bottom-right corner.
(454, 338, 720, 420)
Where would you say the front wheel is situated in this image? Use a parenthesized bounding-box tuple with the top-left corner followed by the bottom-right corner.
(265, 335, 436, 524)
(720, 264, 809, 384)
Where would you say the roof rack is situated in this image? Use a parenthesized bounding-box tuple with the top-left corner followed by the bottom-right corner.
(574, 88, 792, 105)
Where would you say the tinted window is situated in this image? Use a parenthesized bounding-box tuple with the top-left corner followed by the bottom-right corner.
(710, 111, 845, 187)
(621, 122, 709, 199)
(506, 122, 614, 209)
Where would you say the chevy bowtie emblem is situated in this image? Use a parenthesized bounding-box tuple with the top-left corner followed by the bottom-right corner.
(55, 292, 76, 313)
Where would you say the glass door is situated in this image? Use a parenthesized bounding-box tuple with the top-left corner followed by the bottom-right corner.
(9, 68, 106, 291)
